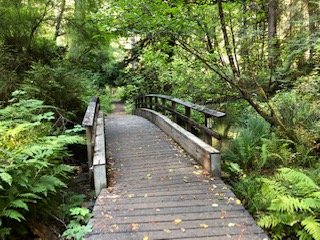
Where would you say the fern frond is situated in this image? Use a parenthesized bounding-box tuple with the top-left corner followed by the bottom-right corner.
(269, 196, 302, 212)
(258, 214, 281, 228)
(0, 173, 12, 186)
(17, 193, 42, 200)
(301, 198, 320, 211)
(279, 168, 319, 192)
(260, 177, 287, 197)
(301, 216, 320, 240)
(297, 230, 313, 240)
(1, 209, 25, 222)
(8, 199, 29, 211)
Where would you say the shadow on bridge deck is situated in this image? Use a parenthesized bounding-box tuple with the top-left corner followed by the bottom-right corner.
(85, 112, 268, 240)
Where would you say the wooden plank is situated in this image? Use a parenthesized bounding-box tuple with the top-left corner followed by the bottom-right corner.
(82, 96, 99, 127)
(85, 114, 268, 240)
(93, 110, 107, 196)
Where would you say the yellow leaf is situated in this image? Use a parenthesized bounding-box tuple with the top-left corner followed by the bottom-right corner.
(130, 223, 139, 231)
(174, 219, 183, 225)
(236, 199, 242, 205)
(200, 224, 208, 228)
(163, 228, 171, 233)
(228, 223, 236, 227)
(146, 173, 151, 177)
(143, 236, 149, 240)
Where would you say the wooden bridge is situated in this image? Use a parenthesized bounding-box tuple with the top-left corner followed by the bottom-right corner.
(83, 96, 268, 240)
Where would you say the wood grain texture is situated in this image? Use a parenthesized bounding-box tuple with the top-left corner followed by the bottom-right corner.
(85, 114, 268, 240)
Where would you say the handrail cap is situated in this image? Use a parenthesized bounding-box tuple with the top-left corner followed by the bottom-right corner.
(145, 94, 226, 118)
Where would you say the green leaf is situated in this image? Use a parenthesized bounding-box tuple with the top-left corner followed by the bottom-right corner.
(2, 209, 25, 222)
(0, 173, 12, 186)
(301, 216, 320, 240)
(8, 199, 29, 211)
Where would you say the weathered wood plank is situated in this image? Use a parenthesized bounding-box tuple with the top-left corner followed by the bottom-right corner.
(146, 94, 226, 118)
(82, 96, 99, 127)
(84, 114, 268, 240)
(93, 110, 107, 196)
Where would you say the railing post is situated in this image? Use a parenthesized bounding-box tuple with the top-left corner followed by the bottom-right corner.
(204, 114, 212, 146)
(149, 96, 153, 110)
(172, 101, 177, 123)
(143, 95, 147, 108)
(162, 98, 166, 115)
(185, 106, 191, 131)
(155, 96, 158, 111)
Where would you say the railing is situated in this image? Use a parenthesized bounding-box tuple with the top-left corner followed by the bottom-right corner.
(82, 97, 107, 196)
(135, 94, 226, 145)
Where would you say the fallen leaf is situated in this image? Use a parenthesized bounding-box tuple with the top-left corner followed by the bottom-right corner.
(163, 228, 171, 233)
(180, 227, 186, 232)
(155, 208, 161, 212)
(130, 223, 139, 231)
(112, 224, 119, 230)
(143, 236, 149, 240)
(228, 223, 236, 227)
(144, 194, 148, 198)
(168, 168, 175, 172)
(200, 224, 209, 228)
(236, 199, 242, 205)
(174, 219, 183, 225)
(212, 203, 219, 207)
(146, 173, 151, 177)
(127, 194, 136, 198)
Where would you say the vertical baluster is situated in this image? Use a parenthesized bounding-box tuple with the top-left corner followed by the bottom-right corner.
(185, 106, 191, 131)
(172, 101, 177, 123)
(204, 114, 212, 146)
(162, 98, 166, 115)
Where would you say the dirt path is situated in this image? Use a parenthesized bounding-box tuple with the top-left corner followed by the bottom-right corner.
(110, 100, 126, 115)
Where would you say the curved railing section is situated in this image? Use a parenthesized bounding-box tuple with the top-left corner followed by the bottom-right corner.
(135, 94, 226, 145)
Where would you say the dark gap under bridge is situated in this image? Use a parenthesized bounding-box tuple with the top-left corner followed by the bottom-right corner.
(82, 95, 269, 240)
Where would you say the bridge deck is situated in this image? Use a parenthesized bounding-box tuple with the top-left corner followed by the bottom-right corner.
(85, 113, 268, 240)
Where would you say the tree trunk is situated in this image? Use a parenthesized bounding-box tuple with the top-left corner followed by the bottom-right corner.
(217, 0, 239, 78)
(267, 0, 279, 93)
(54, 0, 66, 41)
(307, 0, 318, 61)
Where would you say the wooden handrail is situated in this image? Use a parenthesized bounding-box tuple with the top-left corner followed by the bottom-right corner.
(82, 97, 107, 196)
(135, 94, 226, 145)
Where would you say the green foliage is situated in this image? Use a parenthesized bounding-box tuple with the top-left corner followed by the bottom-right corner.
(258, 168, 320, 240)
(0, 93, 84, 237)
(22, 62, 88, 121)
(232, 176, 268, 215)
(222, 116, 271, 171)
(62, 207, 93, 240)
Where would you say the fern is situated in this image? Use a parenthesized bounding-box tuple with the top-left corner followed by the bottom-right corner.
(258, 168, 320, 239)
(301, 217, 320, 240)
(0, 95, 84, 237)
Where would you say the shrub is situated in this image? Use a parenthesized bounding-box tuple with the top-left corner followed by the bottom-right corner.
(0, 92, 84, 237)
(222, 116, 271, 171)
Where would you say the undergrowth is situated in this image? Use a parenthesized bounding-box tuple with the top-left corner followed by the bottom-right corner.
(0, 91, 90, 238)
